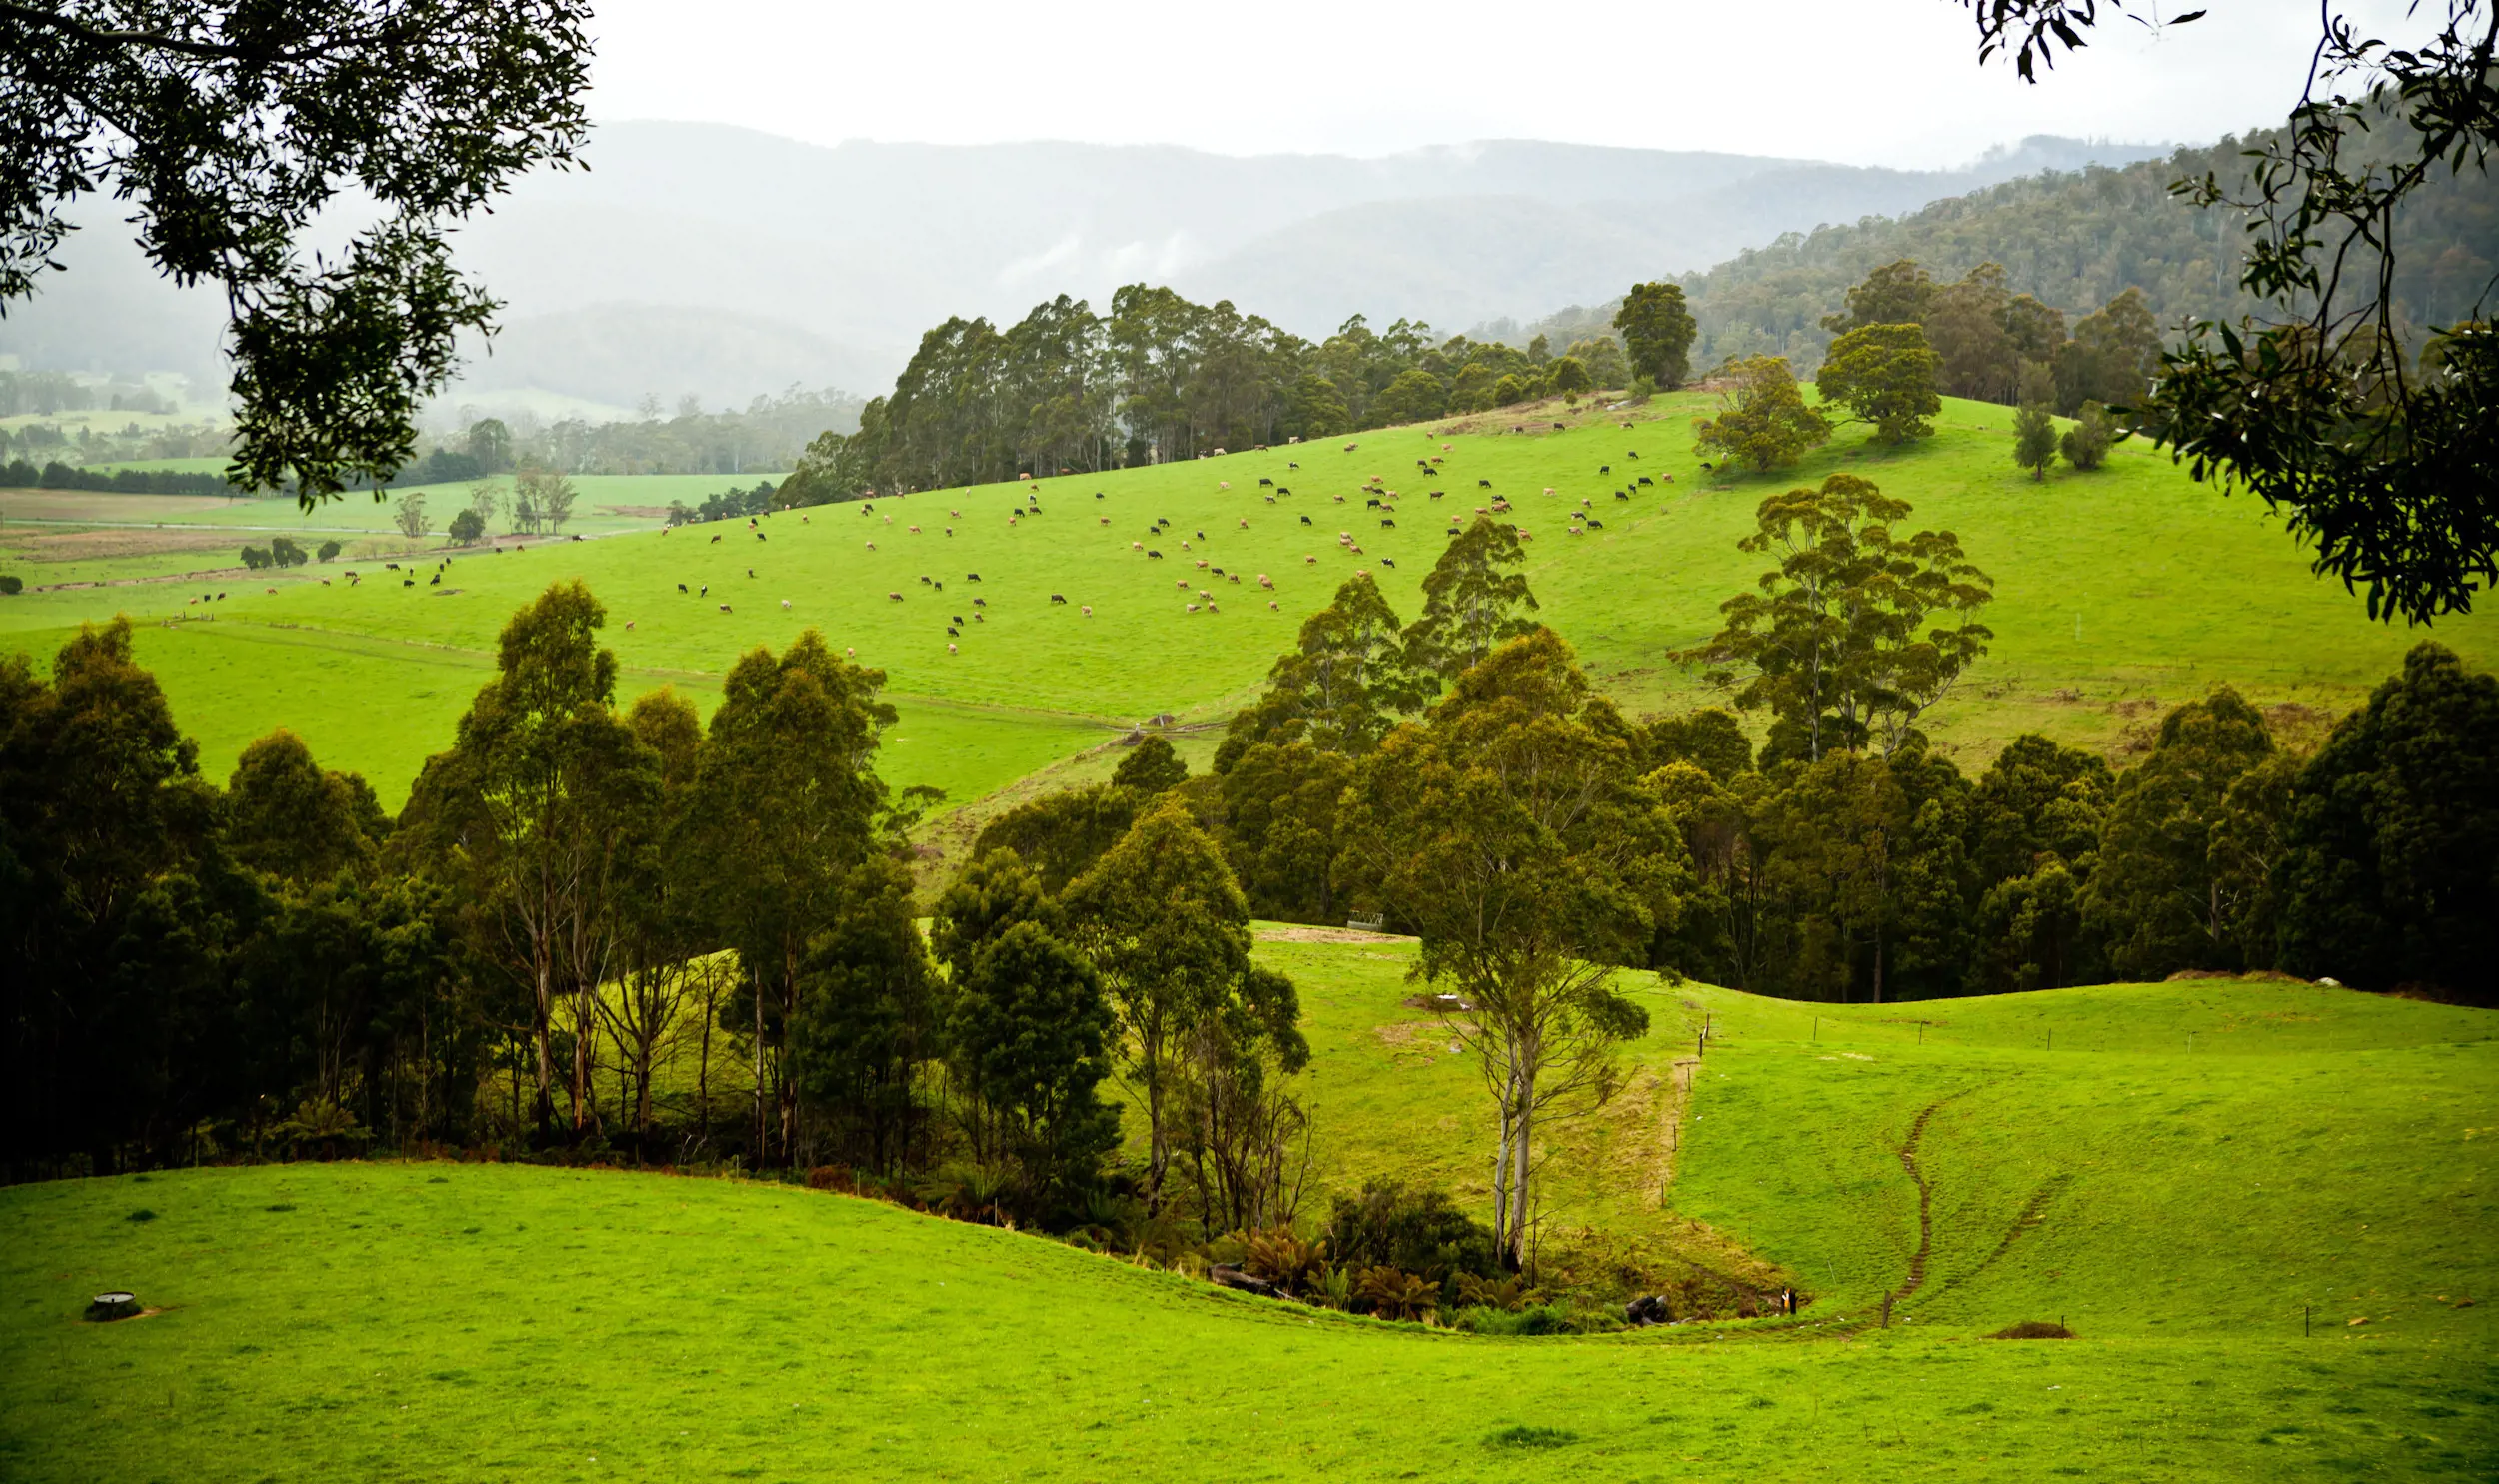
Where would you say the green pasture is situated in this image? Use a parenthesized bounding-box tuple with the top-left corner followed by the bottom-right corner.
(5, 394, 2495, 813)
(3, 962, 2490, 1481)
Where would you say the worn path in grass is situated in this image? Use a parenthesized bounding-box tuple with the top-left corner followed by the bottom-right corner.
(8, 394, 2492, 812)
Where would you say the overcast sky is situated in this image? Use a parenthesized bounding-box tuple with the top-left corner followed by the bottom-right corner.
(585, 1, 2363, 168)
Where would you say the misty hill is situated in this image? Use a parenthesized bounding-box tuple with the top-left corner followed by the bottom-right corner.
(0, 126, 2164, 412)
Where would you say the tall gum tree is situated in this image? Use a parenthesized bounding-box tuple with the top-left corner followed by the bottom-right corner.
(1348, 629, 1683, 1269)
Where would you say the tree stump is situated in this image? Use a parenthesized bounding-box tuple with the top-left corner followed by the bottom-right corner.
(86, 1292, 140, 1321)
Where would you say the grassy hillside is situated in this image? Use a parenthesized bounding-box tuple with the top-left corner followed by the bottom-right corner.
(3, 961, 2489, 1481)
(6, 392, 2494, 810)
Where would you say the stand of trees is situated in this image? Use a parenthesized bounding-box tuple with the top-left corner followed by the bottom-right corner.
(766, 292, 1634, 503)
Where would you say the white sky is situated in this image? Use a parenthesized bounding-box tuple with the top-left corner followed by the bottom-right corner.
(585, 0, 2360, 168)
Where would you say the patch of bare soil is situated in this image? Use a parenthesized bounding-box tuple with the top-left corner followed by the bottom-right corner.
(1254, 925, 1410, 943)
(599, 504, 672, 519)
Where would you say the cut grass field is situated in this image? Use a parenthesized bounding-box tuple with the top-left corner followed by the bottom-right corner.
(5, 952, 2490, 1481)
(6, 392, 2492, 816)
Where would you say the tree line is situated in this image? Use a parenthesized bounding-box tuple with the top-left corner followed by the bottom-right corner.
(765, 283, 1695, 503)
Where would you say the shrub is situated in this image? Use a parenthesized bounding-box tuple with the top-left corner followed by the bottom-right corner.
(1353, 1264, 1436, 1322)
(1483, 1425, 1577, 1450)
(2060, 400, 2121, 470)
(1323, 1180, 1499, 1282)
(0, 574, 20, 595)
(316, 539, 342, 562)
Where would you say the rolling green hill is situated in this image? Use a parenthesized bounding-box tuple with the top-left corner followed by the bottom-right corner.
(6, 391, 2490, 810)
(3, 954, 2489, 1481)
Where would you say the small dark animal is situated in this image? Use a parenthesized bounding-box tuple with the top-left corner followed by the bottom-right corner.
(1429, 490, 1444, 500)
(966, 573, 982, 582)
(1287, 461, 1299, 470)
(1551, 421, 1565, 430)
(1258, 477, 1273, 487)
(1275, 486, 1290, 496)
(1299, 515, 1313, 525)
(1379, 518, 1395, 528)
(1365, 498, 1380, 508)
(1700, 462, 1714, 471)
(429, 573, 441, 585)
(1637, 475, 1653, 486)
(973, 597, 987, 607)
(700, 584, 709, 597)
(1196, 531, 1205, 539)
(678, 583, 688, 593)
(1381, 557, 1396, 568)
(1586, 518, 1604, 529)
(1615, 491, 1631, 501)
(953, 616, 964, 624)
(888, 591, 903, 602)
(948, 627, 960, 637)
(1050, 593, 1068, 604)
(756, 531, 766, 540)
(1095, 491, 1105, 499)
(1148, 550, 1165, 560)
(387, 562, 400, 570)
(1626, 450, 1638, 459)
(1599, 464, 1610, 474)
(933, 580, 944, 591)
(920, 575, 932, 584)
(710, 534, 722, 543)
(1477, 479, 1492, 489)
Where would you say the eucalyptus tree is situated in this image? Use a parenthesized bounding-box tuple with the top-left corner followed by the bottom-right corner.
(1346, 630, 1680, 1269)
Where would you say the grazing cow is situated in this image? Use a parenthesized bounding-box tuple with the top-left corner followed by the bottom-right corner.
(1102, 516, 1112, 524)
(1638, 475, 1654, 487)
(1187, 604, 1200, 613)
(1626, 450, 1639, 459)
(1239, 518, 1249, 529)
(626, 620, 636, 630)
(678, 583, 688, 593)
(1148, 550, 1164, 560)
(1228, 573, 1241, 583)
(1586, 518, 1604, 529)
(948, 643, 957, 654)
(974, 597, 987, 607)
(267, 586, 279, 595)
(1478, 478, 1492, 488)
(1269, 600, 1279, 610)
(1177, 579, 1190, 590)
(1134, 540, 1144, 549)
(403, 579, 413, 587)
(910, 525, 921, 533)
(1081, 605, 1093, 616)
(1211, 566, 1225, 576)
(1599, 464, 1610, 474)
(888, 591, 903, 602)
(1181, 541, 1192, 551)
(1342, 442, 1357, 452)
(951, 510, 961, 518)
(1366, 497, 1380, 508)
(1429, 490, 1444, 500)
(1276, 486, 1290, 495)
(1552, 421, 1566, 430)
(1700, 462, 1714, 471)
(920, 575, 932, 584)
(747, 568, 755, 578)
(1304, 554, 1317, 564)
(719, 603, 732, 613)
(1288, 461, 1299, 470)
(867, 541, 876, 550)
(1051, 594, 1067, 604)
(967, 573, 982, 582)
(1199, 589, 1211, 601)
(948, 627, 959, 637)
(781, 599, 792, 610)
(701, 584, 709, 597)
(711, 534, 722, 543)
(934, 580, 944, 591)
(1380, 518, 1396, 528)
(757, 532, 767, 541)
(1333, 494, 1345, 503)
(1257, 574, 1272, 587)
(1615, 491, 1631, 501)
(1096, 492, 1105, 499)
(1219, 481, 1231, 490)
(1258, 477, 1273, 487)
(1663, 474, 1675, 483)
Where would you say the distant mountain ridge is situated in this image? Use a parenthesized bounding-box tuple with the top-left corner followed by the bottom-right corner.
(0, 125, 2169, 413)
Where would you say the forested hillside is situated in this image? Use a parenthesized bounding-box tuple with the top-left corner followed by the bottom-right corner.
(1676, 126, 2498, 370)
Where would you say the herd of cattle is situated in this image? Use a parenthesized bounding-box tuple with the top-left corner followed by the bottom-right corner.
(641, 433, 1668, 655)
